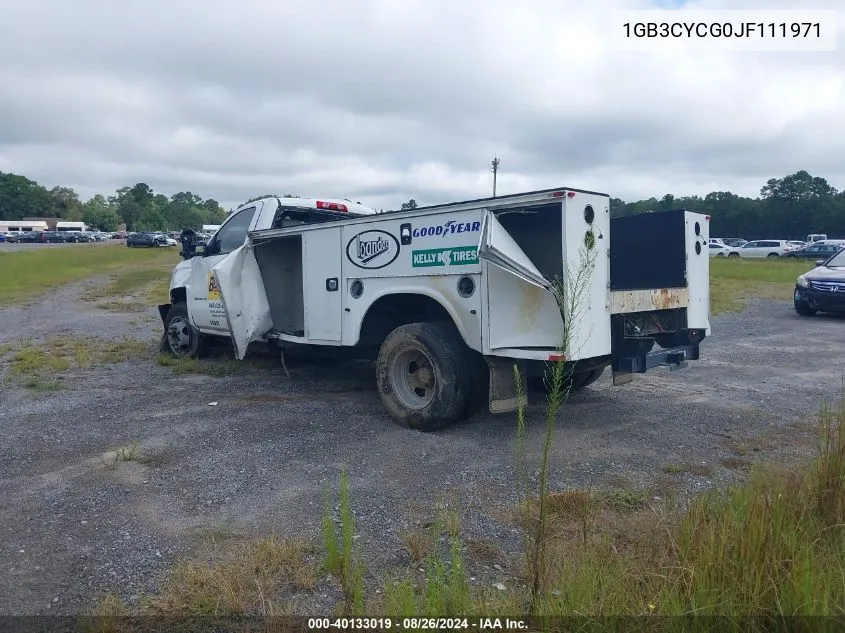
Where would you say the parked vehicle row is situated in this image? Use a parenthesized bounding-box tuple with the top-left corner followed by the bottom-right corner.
(0, 230, 184, 246)
(0, 230, 121, 243)
(709, 236, 845, 259)
(126, 232, 178, 247)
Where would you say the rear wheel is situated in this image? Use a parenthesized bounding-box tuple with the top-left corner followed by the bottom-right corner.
(767, 253, 779, 259)
(728, 252, 740, 258)
(376, 321, 470, 431)
(160, 302, 205, 358)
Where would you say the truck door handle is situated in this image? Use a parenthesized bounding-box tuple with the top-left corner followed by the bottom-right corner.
(326, 278, 339, 291)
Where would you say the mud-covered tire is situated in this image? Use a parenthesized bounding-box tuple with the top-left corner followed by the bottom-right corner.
(160, 302, 205, 358)
(376, 321, 470, 431)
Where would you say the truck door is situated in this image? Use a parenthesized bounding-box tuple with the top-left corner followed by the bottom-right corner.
(188, 203, 262, 333)
(302, 227, 343, 342)
(478, 210, 550, 289)
(477, 210, 564, 352)
(211, 243, 273, 360)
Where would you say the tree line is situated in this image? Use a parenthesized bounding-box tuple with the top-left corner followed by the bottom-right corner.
(608, 171, 844, 239)
(2, 169, 843, 238)
(399, 171, 844, 240)
(0, 172, 227, 232)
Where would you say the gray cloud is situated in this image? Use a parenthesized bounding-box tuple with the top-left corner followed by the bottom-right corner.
(1, 0, 843, 211)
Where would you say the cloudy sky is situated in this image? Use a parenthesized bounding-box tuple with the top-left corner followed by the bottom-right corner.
(0, 0, 842, 210)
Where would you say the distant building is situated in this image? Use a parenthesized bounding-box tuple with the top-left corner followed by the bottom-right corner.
(24, 216, 60, 230)
(0, 220, 49, 232)
(56, 221, 87, 232)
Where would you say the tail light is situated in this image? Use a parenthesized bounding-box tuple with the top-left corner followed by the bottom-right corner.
(316, 201, 348, 212)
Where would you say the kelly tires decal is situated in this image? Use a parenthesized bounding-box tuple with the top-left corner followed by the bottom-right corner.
(346, 230, 400, 269)
(412, 246, 479, 267)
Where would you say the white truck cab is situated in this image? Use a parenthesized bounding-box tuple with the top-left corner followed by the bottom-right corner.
(162, 197, 379, 345)
(159, 189, 710, 431)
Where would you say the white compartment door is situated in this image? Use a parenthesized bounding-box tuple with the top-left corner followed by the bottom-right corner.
(478, 210, 563, 352)
(302, 227, 343, 342)
(211, 243, 273, 360)
(478, 210, 550, 289)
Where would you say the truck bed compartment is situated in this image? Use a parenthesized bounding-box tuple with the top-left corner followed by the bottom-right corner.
(610, 209, 687, 291)
(253, 236, 305, 336)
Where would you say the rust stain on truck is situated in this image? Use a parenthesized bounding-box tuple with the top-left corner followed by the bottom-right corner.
(518, 283, 545, 331)
(610, 288, 689, 314)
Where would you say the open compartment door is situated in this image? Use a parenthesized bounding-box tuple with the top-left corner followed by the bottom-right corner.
(211, 243, 273, 360)
(478, 210, 550, 290)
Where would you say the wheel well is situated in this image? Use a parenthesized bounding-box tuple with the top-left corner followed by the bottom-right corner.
(358, 293, 456, 347)
(170, 287, 187, 305)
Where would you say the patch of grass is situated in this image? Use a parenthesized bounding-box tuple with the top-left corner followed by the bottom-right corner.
(710, 257, 813, 315)
(113, 441, 139, 464)
(155, 353, 240, 376)
(8, 338, 148, 388)
(401, 528, 432, 564)
(156, 352, 280, 377)
(322, 467, 365, 617)
(465, 538, 504, 565)
(721, 456, 751, 470)
(140, 536, 316, 616)
(0, 245, 178, 306)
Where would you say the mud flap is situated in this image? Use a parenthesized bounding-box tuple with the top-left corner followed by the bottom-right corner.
(486, 356, 527, 413)
(613, 371, 634, 386)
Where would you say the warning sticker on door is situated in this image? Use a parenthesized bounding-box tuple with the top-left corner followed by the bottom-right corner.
(207, 272, 221, 301)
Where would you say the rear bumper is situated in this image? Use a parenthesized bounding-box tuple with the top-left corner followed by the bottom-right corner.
(611, 326, 706, 386)
(794, 285, 845, 312)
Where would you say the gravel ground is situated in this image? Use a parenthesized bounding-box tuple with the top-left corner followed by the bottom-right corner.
(0, 278, 843, 615)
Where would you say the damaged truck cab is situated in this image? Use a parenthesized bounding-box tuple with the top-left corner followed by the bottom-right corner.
(159, 188, 710, 431)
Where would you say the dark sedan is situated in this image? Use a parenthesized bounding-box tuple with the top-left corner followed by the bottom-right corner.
(794, 248, 845, 316)
(785, 243, 842, 259)
(127, 232, 167, 247)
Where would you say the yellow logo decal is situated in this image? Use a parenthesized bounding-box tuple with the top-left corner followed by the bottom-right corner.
(207, 272, 221, 301)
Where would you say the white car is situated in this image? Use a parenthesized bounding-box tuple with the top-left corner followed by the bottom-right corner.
(708, 243, 740, 258)
(788, 241, 808, 250)
(739, 240, 792, 258)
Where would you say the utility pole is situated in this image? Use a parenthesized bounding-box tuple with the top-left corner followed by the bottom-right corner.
(491, 155, 500, 197)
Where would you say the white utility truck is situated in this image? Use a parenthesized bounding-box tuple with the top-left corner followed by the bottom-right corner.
(159, 188, 710, 431)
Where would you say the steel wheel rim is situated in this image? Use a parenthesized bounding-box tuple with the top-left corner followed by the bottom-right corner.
(167, 316, 194, 355)
(390, 348, 436, 409)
